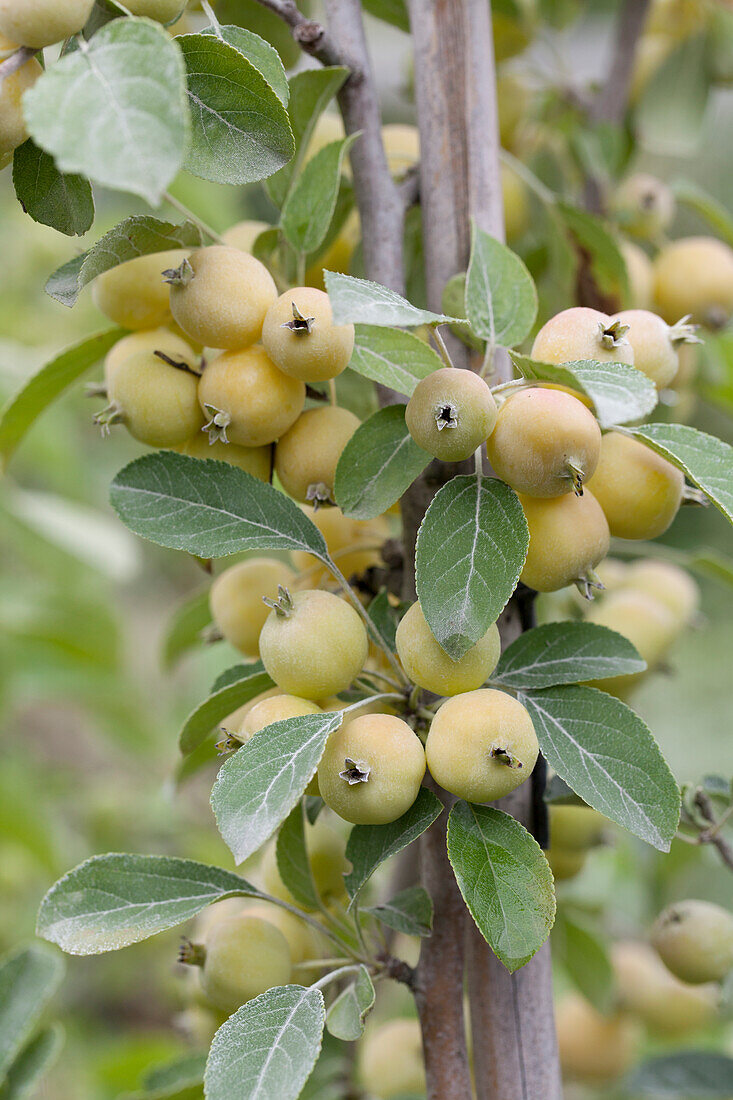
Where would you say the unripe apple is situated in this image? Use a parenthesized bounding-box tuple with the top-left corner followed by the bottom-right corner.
(614, 309, 697, 390)
(518, 491, 610, 593)
(124, 1, 187, 22)
(358, 1018, 425, 1099)
(531, 307, 634, 366)
(585, 588, 677, 696)
(612, 173, 675, 241)
(104, 327, 196, 385)
(235, 694, 321, 745)
(620, 239, 654, 310)
(629, 33, 674, 104)
(425, 689, 538, 802)
(502, 164, 530, 242)
(261, 821, 349, 910)
(291, 505, 388, 584)
(305, 111, 346, 166)
(586, 431, 684, 540)
(239, 903, 324, 967)
(549, 804, 607, 852)
(0, 34, 41, 158)
(653, 236, 733, 328)
(546, 847, 587, 881)
(0, 0, 95, 48)
(198, 913, 292, 1013)
(262, 288, 355, 383)
(305, 210, 361, 290)
(198, 347, 305, 448)
(221, 219, 270, 254)
(381, 123, 420, 177)
(612, 940, 718, 1036)
(405, 368, 498, 462)
(395, 601, 500, 696)
(209, 558, 296, 658)
(556, 993, 640, 1084)
(622, 558, 699, 627)
(103, 349, 203, 446)
(651, 900, 733, 985)
(497, 71, 530, 150)
(176, 433, 272, 481)
(274, 406, 360, 506)
(92, 251, 188, 331)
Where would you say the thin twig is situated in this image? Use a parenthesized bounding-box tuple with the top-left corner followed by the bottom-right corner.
(591, 0, 652, 124)
(162, 191, 226, 245)
(0, 47, 37, 82)
(251, 0, 345, 67)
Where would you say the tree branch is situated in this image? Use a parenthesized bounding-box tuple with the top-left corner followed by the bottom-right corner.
(0, 46, 37, 82)
(591, 0, 652, 124)
(250, 0, 344, 67)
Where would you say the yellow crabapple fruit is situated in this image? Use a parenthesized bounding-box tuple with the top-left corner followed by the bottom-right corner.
(239, 903, 323, 967)
(233, 694, 321, 745)
(612, 941, 719, 1036)
(259, 588, 368, 699)
(395, 601, 500, 696)
(405, 367, 498, 462)
(167, 245, 278, 350)
(647, 0, 704, 39)
(556, 994, 640, 1084)
(651, 900, 733, 986)
(629, 32, 674, 103)
(614, 308, 699, 390)
(221, 219, 270, 253)
(622, 558, 699, 626)
(546, 847, 588, 881)
(103, 327, 196, 385)
(262, 288, 355, 383)
(486, 387, 601, 497)
(497, 71, 530, 150)
(176, 433, 272, 481)
(425, 689, 538, 802)
(92, 250, 187, 330)
(197, 346, 305, 448)
(674, 341, 699, 389)
(653, 236, 733, 328)
(0, 35, 41, 158)
(612, 173, 675, 241)
(620, 239, 654, 310)
(197, 914, 292, 1013)
(531, 307, 634, 366)
(549, 804, 607, 852)
(318, 713, 426, 825)
(221, 689, 281, 733)
(305, 210, 361, 290)
(209, 558, 296, 658)
(502, 164, 530, 242)
(291, 506, 388, 584)
(0, 0, 95, 48)
(585, 588, 676, 696)
(124, 1, 187, 22)
(260, 821, 348, 909)
(305, 111, 347, 166)
(518, 490, 610, 594)
(358, 1018, 425, 1099)
(586, 431, 684, 540)
(594, 556, 629, 591)
(100, 349, 203, 446)
(274, 405, 360, 506)
(381, 123, 420, 177)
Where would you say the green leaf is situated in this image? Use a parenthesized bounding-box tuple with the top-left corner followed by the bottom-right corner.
(133, 1053, 206, 1100)
(510, 351, 657, 428)
(36, 854, 257, 955)
(179, 33, 294, 186)
(179, 661, 274, 754)
(110, 452, 330, 560)
(415, 475, 529, 660)
(0, 946, 64, 1078)
(0, 329, 122, 470)
(161, 588, 211, 670)
(24, 19, 189, 204)
(205, 986, 325, 1100)
(443, 273, 484, 352)
(349, 325, 442, 396)
(520, 685, 680, 851)
(465, 222, 538, 348)
(447, 802, 555, 972)
(553, 911, 614, 1014)
(629, 1051, 733, 1098)
(494, 622, 645, 690)
(325, 271, 460, 327)
(334, 405, 431, 520)
(364, 886, 433, 938)
(556, 203, 629, 302)
(45, 215, 205, 307)
(281, 134, 358, 256)
(629, 423, 733, 524)
(344, 787, 443, 904)
(366, 589, 404, 653)
(672, 179, 733, 249)
(211, 712, 343, 865)
(276, 804, 320, 912)
(12, 140, 94, 237)
(266, 67, 349, 208)
(202, 25, 289, 106)
(0, 1025, 64, 1100)
(361, 0, 410, 32)
(325, 966, 375, 1042)
(636, 35, 710, 156)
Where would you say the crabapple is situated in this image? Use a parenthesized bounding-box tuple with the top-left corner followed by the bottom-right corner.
(196, 913, 292, 1013)
(612, 173, 675, 241)
(258, 588, 368, 699)
(497, 71, 530, 150)
(291, 506, 388, 584)
(594, 556, 629, 591)
(653, 236, 733, 327)
(623, 558, 699, 627)
(585, 588, 677, 697)
(209, 559, 296, 658)
(395, 601, 500, 696)
(0, 38, 41, 158)
(222, 219, 270, 253)
(0, 0, 95, 48)
(486, 387, 601, 497)
(239, 904, 324, 967)
(305, 111, 347, 166)
(122, 1, 186, 21)
(619, 238, 654, 310)
(234, 694, 321, 745)
(318, 713, 426, 825)
(103, 327, 197, 385)
(614, 309, 698, 390)
(274, 406, 360, 506)
(586, 431, 684, 540)
(546, 847, 587, 881)
(549, 804, 607, 852)
(358, 1018, 425, 1099)
(502, 164, 530, 242)
(405, 367, 498, 462)
(531, 307, 634, 366)
(92, 251, 187, 331)
(651, 900, 733, 985)
(612, 940, 718, 1036)
(556, 994, 640, 1084)
(381, 123, 420, 177)
(262, 288, 355, 383)
(518, 490, 610, 594)
(100, 349, 203, 447)
(304, 210, 361, 290)
(197, 346, 305, 448)
(260, 821, 349, 909)
(425, 689, 538, 802)
(177, 433, 272, 482)
(167, 245, 278, 350)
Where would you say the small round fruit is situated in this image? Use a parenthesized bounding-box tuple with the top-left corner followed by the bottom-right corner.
(486, 387, 601, 497)
(0, 34, 41, 157)
(612, 173, 675, 241)
(167, 245, 278, 350)
(222, 219, 270, 253)
(123, 0, 186, 22)
(395, 601, 500, 696)
(586, 431, 684, 540)
(531, 307, 635, 366)
(549, 804, 607, 852)
(209, 559, 296, 658)
(104, 350, 203, 446)
(585, 588, 677, 696)
(612, 940, 718, 1037)
(518, 491, 610, 593)
(177, 433, 272, 481)
(497, 71, 530, 150)
(0, 0, 95, 48)
(547, 847, 587, 881)
(291, 506, 388, 584)
(502, 164, 530, 242)
(623, 558, 699, 626)
(425, 689, 538, 802)
(274, 406, 360, 505)
(614, 308, 694, 389)
(104, 327, 196, 385)
(239, 904, 323, 967)
(653, 236, 733, 327)
(260, 822, 348, 910)
(381, 123, 420, 177)
(318, 713, 425, 825)
(198, 347, 305, 448)
(259, 589, 368, 700)
(405, 368, 498, 462)
(594, 556, 629, 592)
(92, 251, 187, 330)
(235, 694, 321, 744)
(262, 288, 355, 383)
(620, 238, 654, 310)
(651, 900, 733, 985)
(199, 914, 292, 1013)
(556, 994, 639, 1084)
(358, 1018, 425, 1099)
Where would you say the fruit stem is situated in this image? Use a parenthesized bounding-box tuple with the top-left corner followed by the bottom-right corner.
(326, 559, 410, 685)
(328, 378, 337, 406)
(430, 324, 455, 369)
(162, 191, 226, 246)
(293, 957, 352, 970)
(498, 148, 556, 206)
(200, 0, 222, 35)
(311, 964, 365, 992)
